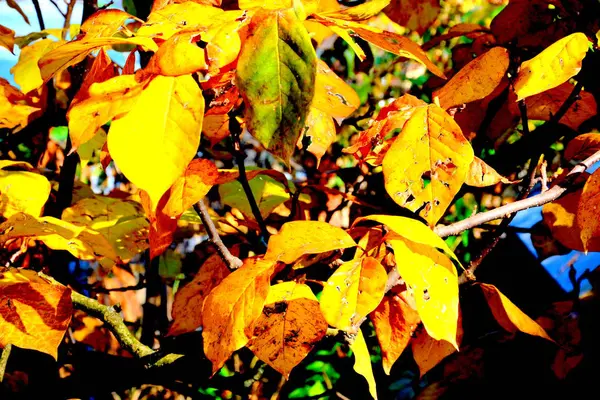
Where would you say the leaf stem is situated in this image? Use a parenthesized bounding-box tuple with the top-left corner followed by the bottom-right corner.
(193, 200, 243, 270)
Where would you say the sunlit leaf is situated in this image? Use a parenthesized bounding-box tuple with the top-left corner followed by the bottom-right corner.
(313, 60, 360, 121)
(143, 31, 208, 77)
(248, 282, 327, 378)
(219, 173, 289, 220)
(71, 48, 119, 106)
(513, 33, 589, 101)
(202, 257, 274, 373)
(264, 221, 356, 264)
(0, 268, 72, 359)
(237, 9, 317, 164)
(10, 38, 63, 94)
(108, 75, 204, 208)
(0, 25, 15, 53)
(0, 78, 41, 130)
(465, 156, 515, 187)
(320, 0, 390, 21)
(411, 312, 462, 377)
(298, 107, 337, 165)
(350, 330, 378, 400)
(80, 9, 134, 38)
(0, 161, 51, 218)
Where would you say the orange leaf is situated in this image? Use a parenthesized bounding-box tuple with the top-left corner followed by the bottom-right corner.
(168, 254, 231, 336)
(465, 156, 515, 187)
(202, 257, 275, 373)
(71, 48, 119, 106)
(565, 133, 600, 162)
(248, 282, 327, 378)
(371, 292, 420, 374)
(264, 221, 355, 264)
(434, 47, 509, 110)
(384, 0, 440, 35)
(577, 169, 600, 252)
(0, 268, 72, 359)
(479, 283, 553, 341)
(542, 189, 585, 252)
(0, 24, 15, 53)
(80, 9, 134, 38)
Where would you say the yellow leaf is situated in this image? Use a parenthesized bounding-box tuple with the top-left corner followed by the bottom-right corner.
(264, 221, 356, 264)
(143, 31, 207, 77)
(77, 128, 107, 166)
(0, 24, 15, 53)
(328, 25, 367, 61)
(205, 20, 242, 72)
(479, 283, 553, 341)
(434, 47, 509, 110)
(320, 257, 387, 330)
(513, 32, 589, 101)
(68, 75, 147, 150)
(319, 0, 390, 21)
(577, 169, 600, 252)
(10, 38, 63, 94)
(298, 107, 336, 165)
(0, 213, 117, 262)
(542, 189, 585, 252)
(0, 162, 51, 218)
(0, 78, 40, 129)
(61, 195, 149, 262)
(80, 9, 134, 38)
(39, 36, 158, 84)
(313, 60, 360, 121)
(168, 253, 231, 336)
(350, 330, 378, 400)
(384, 0, 440, 35)
(465, 156, 515, 187)
(388, 235, 459, 348)
(248, 282, 328, 378)
(202, 257, 274, 374)
(108, 75, 204, 208)
(239, 0, 292, 9)
(565, 133, 600, 162)
(371, 292, 420, 374)
(0, 268, 72, 359)
(382, 104, 474, 226)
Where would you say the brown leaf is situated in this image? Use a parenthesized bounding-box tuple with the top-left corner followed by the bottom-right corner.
(0, 25, 15, 53)
(0, 268, 72, 359)
(576, 168, 600, 252)
(565, 133, 600, 162)
(384, 0, 440, 35)
(542, 189, 586, 252)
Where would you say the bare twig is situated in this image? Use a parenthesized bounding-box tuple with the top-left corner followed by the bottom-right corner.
(193, 200, 243, 270)
(31, 0, 45, 30)
(49, 0, 66, 17)
(435, 149, 600, 238)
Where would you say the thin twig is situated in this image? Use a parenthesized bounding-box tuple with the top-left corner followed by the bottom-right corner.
(0, 344, 11, 383)
(435, 149, 600, 238)
(49, 0, 66, 17)
(31, 0, 45, 30)
(193, 200, 243, 270)
(62, 0, 77, 40)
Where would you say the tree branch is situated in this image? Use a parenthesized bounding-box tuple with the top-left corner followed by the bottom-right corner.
(31, 0, 45, 30)
(435, 149, 600, 238)
(193, 200, 243, 270)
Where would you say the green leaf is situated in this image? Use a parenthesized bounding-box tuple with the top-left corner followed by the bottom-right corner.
(236, 9, 317, 164)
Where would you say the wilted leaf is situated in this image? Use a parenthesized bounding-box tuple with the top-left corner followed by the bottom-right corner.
(219, 173, 289, 220)
(542, 189, 585, 252)
(565, 133, 600, 162)
(465, 156, 514, 187)
(479, 283, 552, 340)
(248, 282, 327, 378)
(0, 161, 51, 218)
(202, 257, 274, 373)
(168, 254, 231, 336)
(80, 9, 134, 38)
(320, 257, 387, 330)
(371, 292, 420, 374)
(350, 329, 378, 400)
(108, 75, 204, 208)
(384, 0, 440, 35)
(513, 33, 589, 101)
(577, 169, 600, 252)
(162, 158, 218, 217)
(411, 314, 462, 377)
(0, 268, 72, 359)
(313, 60, 360, 121)
(434, 47, 509, 110)
(237, 9, 317, 164)
(10, 39, 62, 94)
(264, 221, 355, 264)
(0, 25, 15, 53)
(382, 104, 474, 226)
(388, 235, 459, 348)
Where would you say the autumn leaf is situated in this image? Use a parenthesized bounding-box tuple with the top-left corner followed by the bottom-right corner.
(577, 168, 600, 252)
(384, 0, 440, 35)
(319, 0, 390, 21)
(542, 189, 585, 252)
(168, 253, 231, 336)
(297, 107, 337, 165)
(10, 39, 63, 94)
(565, 133, 600, 162)
(219, 173, 289, 220)
(350, 329, 378, 400)
(388, 234, 459, 348)
(0, 268, 72, 359)
(371, 292, 420, 374)
(71, 48, 119, 106)
(0, 79, 40, 129)
(479, 283, 552, 341)
(264, 221, 355, 264)
(142, 31, 208, 77)
(248, 282, 327, 378)
(108, 75, 204, 208)
(465, 156, 515, 187)
(513, 33, 589, 101)
(320, 257, 387, 330)
(422, 23, 489, 51)
(80, 9, 134, 38)
(0, 25, 15, 53)
(434, 47, 509, 110)
(0, 161, 51, 218)
(140, 190, 178, 259)
(236, 9, 317, 164)
(202, 257, 274, 373)
(382, 104, 474, 226)
(5, 0, 29, 24)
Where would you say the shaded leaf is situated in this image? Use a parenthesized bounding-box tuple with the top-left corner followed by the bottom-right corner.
(0, 162, 51, 218)
(264, 221, 355, 264)
(565, 133, 600, 162)
(202, 257, 274, 373)
(465, 156, 515, 187)
(248, 282, 327, 378)
(108, 75, 204, 208)
(236, 9, 317, 164)
(513, 32, 589, 101)
(320, 257, 387, 330)
(384, 0, 440, 35)
(411, 313, 462, 377)
(0, 268, 72, 359)
(350, 329, 378, 400)
(542, 189, 586, 252)
(577, 168, 600, 252)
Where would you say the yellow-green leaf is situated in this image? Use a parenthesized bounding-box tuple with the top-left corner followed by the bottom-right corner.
(108, 75, 204, 208)
(513, 33, 589, 101)
(236, 9, 317, 164)
(219, 173, 289, 220)
(264, 221, 356, 264)
(320, 257, 387, 330)
(350, 330, 378, 400)
(248, 282, 327, 378)
(0, 162, 51, 218)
